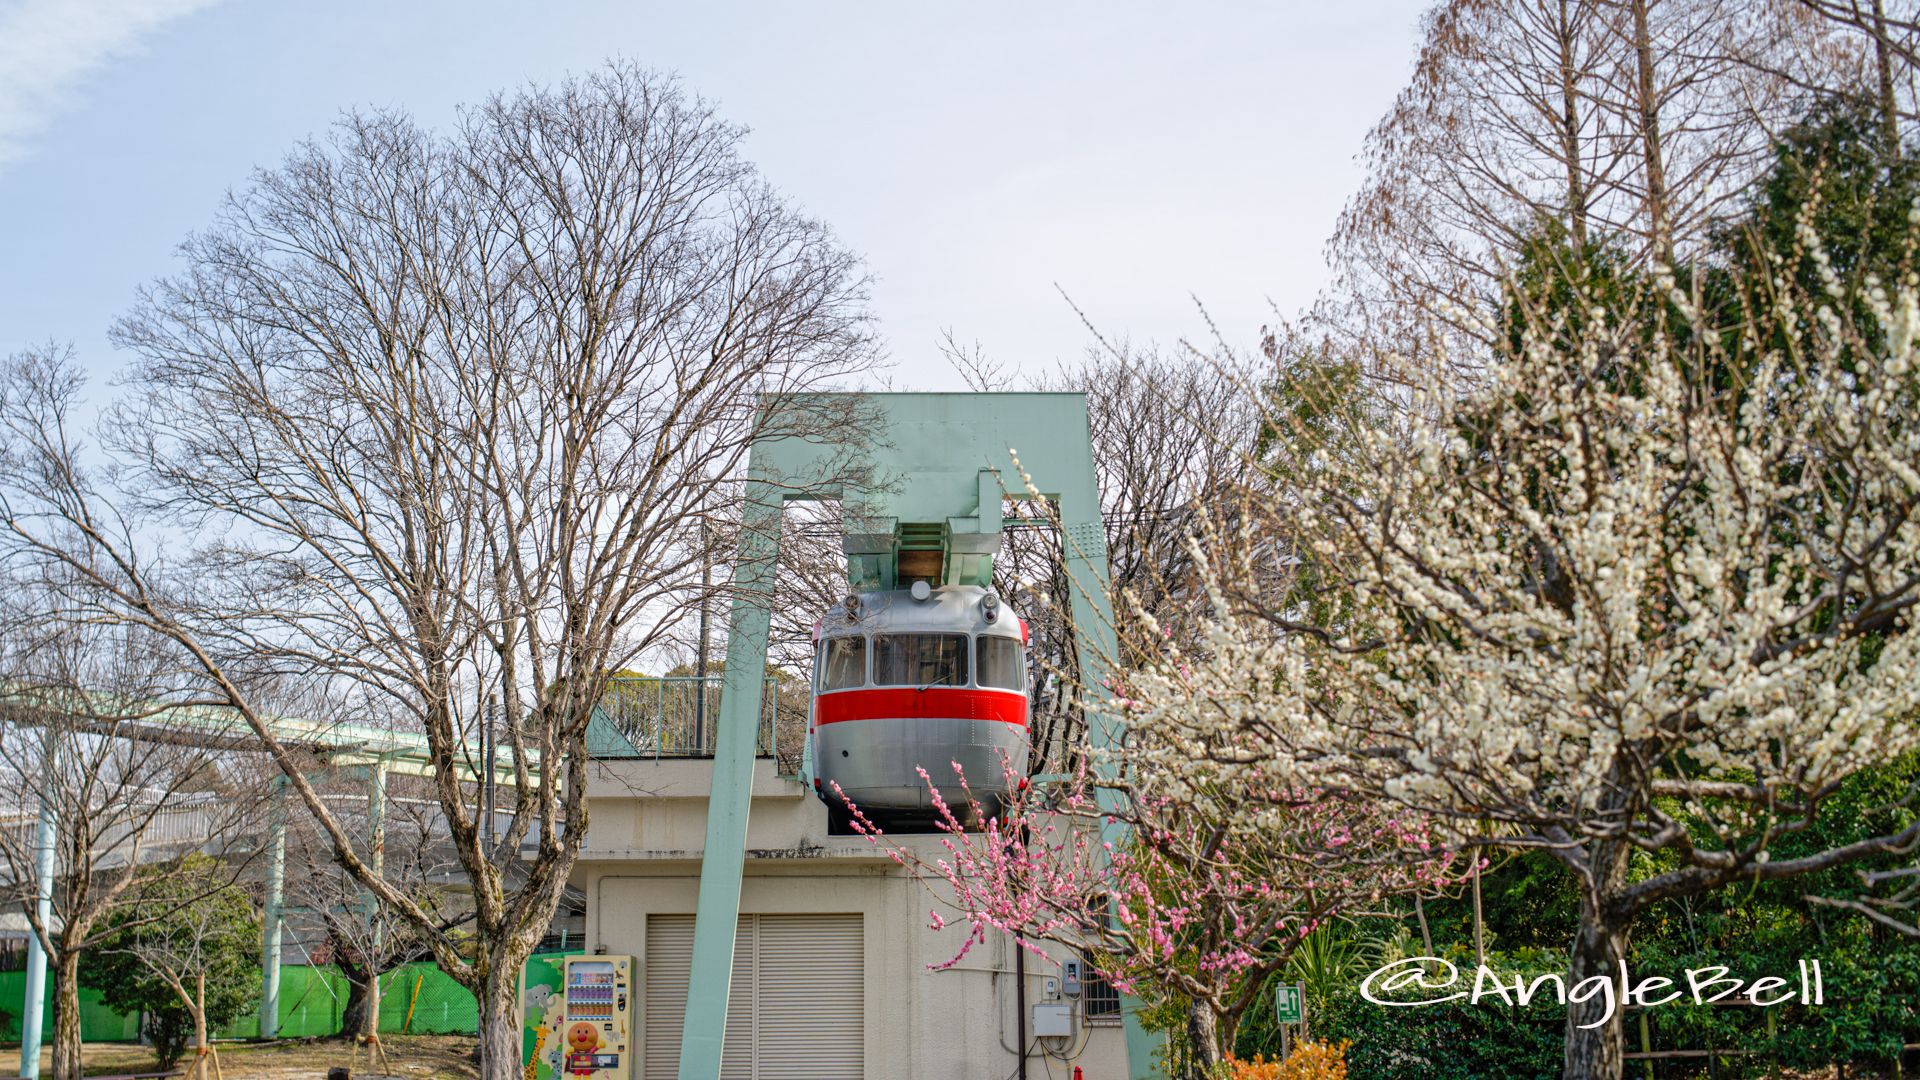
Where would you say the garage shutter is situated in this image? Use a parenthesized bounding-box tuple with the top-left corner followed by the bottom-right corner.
(722, 921, 755, 1080)
(644, 915, 696, 1080)
(642, 913, 863, 1080)
(757, 915, 863, 1080)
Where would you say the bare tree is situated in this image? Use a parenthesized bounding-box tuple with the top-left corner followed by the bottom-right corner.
(280, 772, 469, 1044)
(1785, 0, 1920, 146)
(1321, 0, 1845, 374)
(0, 573, 265, 1080)
(99, 861, 259, 1080)
(983, 340, 1258, 771)
(0, 62, 879, 1079)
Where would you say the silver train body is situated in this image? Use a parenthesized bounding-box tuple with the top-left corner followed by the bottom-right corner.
(807, 585, 1029, 830)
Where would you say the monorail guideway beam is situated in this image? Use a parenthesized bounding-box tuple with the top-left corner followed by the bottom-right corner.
(678, 393, 1159, 1080)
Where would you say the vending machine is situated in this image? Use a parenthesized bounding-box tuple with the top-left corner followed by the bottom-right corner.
(522, 954, 635, 1080)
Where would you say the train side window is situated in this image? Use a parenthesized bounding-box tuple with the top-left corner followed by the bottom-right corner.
(820, 636, 867, 691)
(976, 636, 1024, 691)
(873, 634, 969, 688)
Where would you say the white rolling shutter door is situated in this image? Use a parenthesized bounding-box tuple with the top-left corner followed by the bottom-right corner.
(642, 912, 864, 1080)
(644, 915, 696, 1080)
(757, 914, 864, 1080)
(721, 921, 755, 1080)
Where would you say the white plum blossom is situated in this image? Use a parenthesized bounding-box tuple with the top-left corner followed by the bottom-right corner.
(1112, 234, 1920, 1080)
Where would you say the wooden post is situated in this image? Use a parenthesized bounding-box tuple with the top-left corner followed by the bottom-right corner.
(1766, 1007, 1778, 1080)
(1638, 1008, 1652, 1080)
(1470, 847, 1485, 968)
(404, 973, 424, 1035)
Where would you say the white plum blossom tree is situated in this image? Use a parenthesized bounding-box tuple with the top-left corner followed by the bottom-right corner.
(1115, 225, 1920, 1079)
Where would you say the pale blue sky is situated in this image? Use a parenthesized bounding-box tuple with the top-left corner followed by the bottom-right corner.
(0, 0, 1427, 391)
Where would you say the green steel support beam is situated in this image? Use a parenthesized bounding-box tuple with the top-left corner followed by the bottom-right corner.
(1049, 419, 1164, 1080)
(366, 759, 388, 1037)
(676, 484, 782, 1080)
(675, 394, 1161, 1080)
(258, 777, 288, 1038)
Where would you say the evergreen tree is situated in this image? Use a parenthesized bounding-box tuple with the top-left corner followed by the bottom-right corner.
(82, 859, 259, 1072)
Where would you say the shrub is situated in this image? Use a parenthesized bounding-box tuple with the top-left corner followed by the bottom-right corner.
(1315, 985, 1565, 1080)
(1225, 1040, 1352, 1080)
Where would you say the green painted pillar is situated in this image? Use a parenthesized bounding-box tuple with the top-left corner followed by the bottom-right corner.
(1057, 500, 1163, 1078)
(367, 759, 387, 1035)
(258, 777, 288, 1038)
(676, 485, 781, 1080)
(21, 723, 59, 1078)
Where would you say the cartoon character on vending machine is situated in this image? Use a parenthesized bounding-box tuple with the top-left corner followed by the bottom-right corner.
(564, 1022, 605, 1077)
(523, 986, 558, 1080)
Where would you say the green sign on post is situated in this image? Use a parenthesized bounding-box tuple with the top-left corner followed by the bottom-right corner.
(1274, 983, 1304, 1025)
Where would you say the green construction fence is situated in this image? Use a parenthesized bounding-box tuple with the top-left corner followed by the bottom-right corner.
(0, 974, 140, 1043)
(0, 954, 572, 1042)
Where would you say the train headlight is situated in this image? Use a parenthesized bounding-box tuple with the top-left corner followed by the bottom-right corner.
(982, 593, 1000, 623)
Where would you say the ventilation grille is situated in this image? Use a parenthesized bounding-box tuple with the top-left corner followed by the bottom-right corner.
(897, 522, 946, 549)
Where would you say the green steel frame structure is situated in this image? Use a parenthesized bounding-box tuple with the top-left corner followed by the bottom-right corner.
(676, 392, 1157, 1080)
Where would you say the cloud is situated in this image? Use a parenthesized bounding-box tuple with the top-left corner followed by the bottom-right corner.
(0, 0, 225, 168)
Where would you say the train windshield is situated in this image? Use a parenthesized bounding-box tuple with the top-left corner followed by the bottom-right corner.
(976, 636, 1024, 691)
(820, 636, 866, 691)
(874, 634, 970, 688)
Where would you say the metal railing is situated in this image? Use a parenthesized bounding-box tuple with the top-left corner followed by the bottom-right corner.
(0, 799, 230, 878)
(599, 676, 807, 775)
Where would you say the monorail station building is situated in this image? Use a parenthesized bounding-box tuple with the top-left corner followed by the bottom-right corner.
(572, 758, 1138, 1079)
(563, 394, 1156, 1080)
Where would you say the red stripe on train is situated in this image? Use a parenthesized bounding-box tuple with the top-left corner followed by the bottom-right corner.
(813, 687, 1027, 727)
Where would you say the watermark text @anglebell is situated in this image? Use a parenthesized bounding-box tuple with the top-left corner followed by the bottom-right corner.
(1358, 957, 1826, 1029)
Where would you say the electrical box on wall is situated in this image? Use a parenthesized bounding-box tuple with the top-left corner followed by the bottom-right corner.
(1033, 1003, 1073, 1037)
(522, 954, 636, 1080)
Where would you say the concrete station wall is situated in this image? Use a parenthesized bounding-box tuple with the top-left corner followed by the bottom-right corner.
(573, 758, 1131, 1080)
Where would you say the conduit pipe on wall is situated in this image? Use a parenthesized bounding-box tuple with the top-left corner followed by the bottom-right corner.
(1015, 937, 1027, 1080)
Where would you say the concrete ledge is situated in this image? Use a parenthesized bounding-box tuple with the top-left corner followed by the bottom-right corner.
(585, 756, 808, 799)
(576, 842, 896, 863)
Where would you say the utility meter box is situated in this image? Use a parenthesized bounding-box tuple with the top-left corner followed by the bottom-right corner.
(1033, 1002, 1074, 1037)
(522, 954, 636, 1080)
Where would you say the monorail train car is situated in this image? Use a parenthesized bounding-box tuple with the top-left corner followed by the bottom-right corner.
(808, 582, 1029, 833)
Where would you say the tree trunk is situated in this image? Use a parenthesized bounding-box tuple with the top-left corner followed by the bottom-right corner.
(338, 974, 373, 1041)
(1564, 839, 1632, 1080)
(192, 973, 209, 1080)
(1557, 0, 1591, 249)
(1873, 0, 1901, 154)
(1219, 1003, 1246, 1065)
(1185, 997, 1222, 1079)
(49, 948, 83, 1080)
(325, 918, 382, 1041)
(477, 968, 522, 1080)
(1628, 0, 1673, 264)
